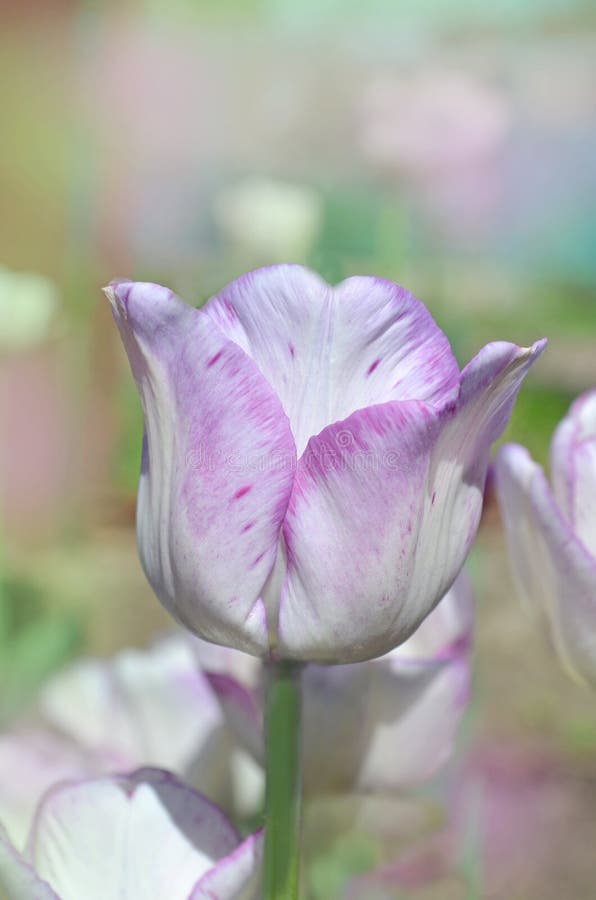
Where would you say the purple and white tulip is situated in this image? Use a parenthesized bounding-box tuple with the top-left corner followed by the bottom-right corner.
(201, 570, 473, 794)
(105, 265, 544, 663)
(495, 388, 596, 687)
(0, 768, 262, 900)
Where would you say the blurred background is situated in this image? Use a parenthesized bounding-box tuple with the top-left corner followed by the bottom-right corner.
(1, 0, 596, 896)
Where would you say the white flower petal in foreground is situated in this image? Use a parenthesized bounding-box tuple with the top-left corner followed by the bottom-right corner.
(106, 266, 544, 662)
(495, 389, 596, 687)
(0, 769, 262, 900)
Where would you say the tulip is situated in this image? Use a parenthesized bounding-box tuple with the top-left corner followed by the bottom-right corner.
(203, 569, 473, 795)
(106, 265, 543, 898)
(0, 636, 230, 848)
(105, 265, 544, 664)
(0, 768, 262, 900)
(495, 388, 596, 687)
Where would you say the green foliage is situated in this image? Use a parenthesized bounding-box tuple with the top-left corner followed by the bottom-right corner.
(113, 377, 145, 493)
(308, 185, 407, 285)
(500, 383, 575, 467)
(307, 833, 379, 900)
(0, 577, 82, 726)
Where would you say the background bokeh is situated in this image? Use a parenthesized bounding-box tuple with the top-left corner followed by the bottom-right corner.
(1, 1, 596, 897)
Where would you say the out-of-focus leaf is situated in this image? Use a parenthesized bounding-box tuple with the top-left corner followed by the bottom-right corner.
(0, 614, 82, 725)
(308, 833, 379, 900)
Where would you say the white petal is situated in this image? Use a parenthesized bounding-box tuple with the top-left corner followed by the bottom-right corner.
(551, 388, 596, 557)
(301, 572, 473, 793)
(205, 673, 263, 762)
(204, 266, 460, 454)
(189, 830, 263, 900)
(41, 637, 226, 787)
(0, 730, 91, 850)
(495, 443, 596, 687)
(0, 824, 58, 899)
(29, 769, 241, 900)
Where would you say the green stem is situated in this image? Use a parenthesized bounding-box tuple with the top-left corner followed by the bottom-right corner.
(263, 660, 303, 900)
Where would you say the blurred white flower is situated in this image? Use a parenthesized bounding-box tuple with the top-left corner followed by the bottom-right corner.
(0, 264, 59, 351)
(0, 636, 230, 848)
(213, 177, 322, 261)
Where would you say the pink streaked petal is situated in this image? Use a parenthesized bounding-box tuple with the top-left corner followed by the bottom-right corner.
(203, 265, 460, 455)
(29, 768, 241, 900)
(0, 825, 59, 899)
(403, 340, 546, 626)
(551, 388, 596, 557)
(277, 400, 442, 662)
(188, 829, 263, 899)
(105, 281, 297, 656)
(496, 443, 596, 687)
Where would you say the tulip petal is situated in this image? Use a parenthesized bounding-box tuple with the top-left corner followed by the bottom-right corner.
(303, 656, 470, 794)
(0, 825, 58, 899)
(28, 769, 241, 900)
(395, 567, 474, 661)
(204, 265, 460, 454)
(205, 673, 264, 761)
(301, 572, 473, 793)
(105, 282, 297, 655)
(403, 340, 547, 628)
(189, 830, 263, 899)
(551, 388, 596, 557)
(0, 730, 92, 851)
(495, 443, 596, 687)
(277, 341, 543, 662)
(277, 400, 442, 662)
(40, 637, 226, 786)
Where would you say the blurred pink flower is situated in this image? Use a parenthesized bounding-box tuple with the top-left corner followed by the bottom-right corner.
(358, 69, 512, 236)
(359, 70, 511, 176)
(0, 768, 262, 900)
(344, 741, 581, 899)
